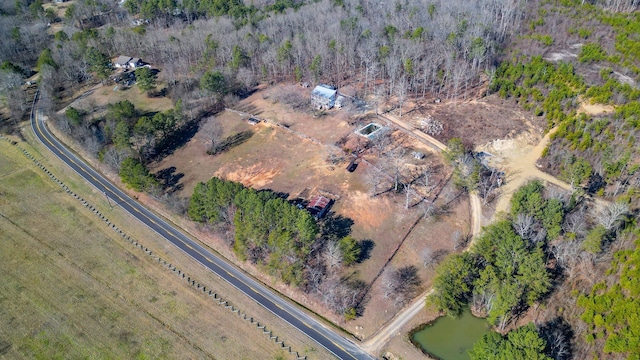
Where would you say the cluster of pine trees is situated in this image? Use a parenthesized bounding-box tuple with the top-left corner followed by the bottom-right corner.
(188, 177, 318, 286)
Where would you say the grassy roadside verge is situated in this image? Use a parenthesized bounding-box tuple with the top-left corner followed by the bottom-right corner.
(0, 133, 333, 359)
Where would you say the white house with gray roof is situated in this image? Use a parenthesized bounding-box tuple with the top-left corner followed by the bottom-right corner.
(311, 84, 338, 109)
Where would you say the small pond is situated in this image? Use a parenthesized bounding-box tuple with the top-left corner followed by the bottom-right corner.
(411, 309, 491, 360)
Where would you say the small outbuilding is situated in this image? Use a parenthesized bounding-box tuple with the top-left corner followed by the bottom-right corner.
(311, 84, 338, 110)
(307, 195, 332, 219)
(129, 57, 143, 69)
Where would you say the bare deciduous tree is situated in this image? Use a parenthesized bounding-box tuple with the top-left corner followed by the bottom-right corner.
(384, 147, 406, 192)
(478, 167, 502, 205)
(452, 230, 466, 250)
(364, 164, 384, 197)
(384, 265, 422, 306)
(594, 201, 629, 231)
(421, 247, 435, 268)
(324, 240, 343, 270)
(513, 213, 535, 240)
(562, 207, 587, 239)
(200, 116, 223, 154)
(370, 130, 391, 157)
(325, 147, 345, 165)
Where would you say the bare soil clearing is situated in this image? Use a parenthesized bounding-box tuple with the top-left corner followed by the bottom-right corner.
(406, 94, 543, 147)
(1, 136, 334, 360)
(578, 99, 615, 116)
(476, 126, 571, 217)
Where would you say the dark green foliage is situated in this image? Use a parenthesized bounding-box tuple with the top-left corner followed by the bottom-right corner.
(582, 225, 607, 254)
(1, 61, 26, 75)
(36, 48, 57, 71)
(230, 45, 248, 71)
(541, 198, 563, 240)
(112, 121, 132, 148)
(135, 67, 157, 93)
(472, 221, 551, 327)
(430, 252, 478, 317)
(444, 138, 465, 163)
(338, 235, 360, 266)
(578, 244, 640, 357)
(469, 323, 551, 360)
(106, 100, 137, 124)
(510, 181, 545, 219)
(119, 157, 158, 191)
(189, 177, 319, 286)
(65, 107, 82, 126)
(200, 70, 227, 94)
(562, 156, 592, 186)
(431, 184, 553, 327)
(85, 47, 111, 81)
(510, 180, 566, 241)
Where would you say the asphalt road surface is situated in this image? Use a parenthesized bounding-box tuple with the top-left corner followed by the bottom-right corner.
(30, 91, 374, 360)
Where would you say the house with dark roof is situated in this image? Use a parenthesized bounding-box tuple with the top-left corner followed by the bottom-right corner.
(311, 84, 338, 110)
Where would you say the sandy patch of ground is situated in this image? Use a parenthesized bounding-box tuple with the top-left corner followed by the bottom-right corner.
(477, 127, 571, 216)
(578, 99, 615, 115)
(222, 163, 281, 188)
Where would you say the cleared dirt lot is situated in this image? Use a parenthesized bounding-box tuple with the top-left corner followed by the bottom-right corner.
(149, 84, 470, 336)
(406, 94, 544, 147)
(0, 137, 334, 359)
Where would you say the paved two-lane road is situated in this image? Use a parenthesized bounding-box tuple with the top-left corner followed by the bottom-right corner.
(30, 91, 374, 360)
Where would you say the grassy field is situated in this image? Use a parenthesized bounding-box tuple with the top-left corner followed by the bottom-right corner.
(0, 138, 334, 359)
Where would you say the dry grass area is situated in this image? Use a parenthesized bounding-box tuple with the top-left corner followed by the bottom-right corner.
(0, 137, 334, 359)
(352, 194, 471, 340)
(71, 83, 174, 115)
(148, 84, 470, 338)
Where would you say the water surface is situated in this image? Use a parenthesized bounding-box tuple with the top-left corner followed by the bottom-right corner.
(411, 309, 491, 360)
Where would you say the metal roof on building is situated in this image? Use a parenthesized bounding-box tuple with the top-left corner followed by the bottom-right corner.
(311, 85, 337, 99)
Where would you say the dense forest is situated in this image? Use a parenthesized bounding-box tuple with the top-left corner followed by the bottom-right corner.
(1, 0, 530, 125)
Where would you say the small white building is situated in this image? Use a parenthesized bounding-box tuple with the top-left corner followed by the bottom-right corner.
(129, 58, 144, 69)
(114, 56, 144, 69)
(114, 56, 132, 69)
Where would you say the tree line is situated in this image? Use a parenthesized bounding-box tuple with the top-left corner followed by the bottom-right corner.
(188, 177, 365, 318)
(3, 0, 529, 115)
